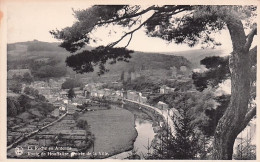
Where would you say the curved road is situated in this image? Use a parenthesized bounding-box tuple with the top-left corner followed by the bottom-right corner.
(124, 99, 175, 136)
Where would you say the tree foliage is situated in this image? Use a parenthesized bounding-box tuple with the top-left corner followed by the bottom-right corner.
(192, 46, 256, 93)
(34, 64, 67, 78)
(123, 76, 160, 92)
(22, 72, 34, 83)
(65, 46, 133, 75)
(68, 88, 76, 101)
(23, 87, 46, 101)
(171, 110, 200, 159)
(7, 94, 53, 118)
(192, 56, 230, 91)
(8, 81, 22, 93)
(51, 5, 255, 52)
(150, 103, 200, 159)
(61, 78, 82, 89)
(202, 95, 230, 136)
(7, 97, 20, 117)
(191, 46, 256, 137)
(7, 95, 30, 117)
(76, 119, 89, 129)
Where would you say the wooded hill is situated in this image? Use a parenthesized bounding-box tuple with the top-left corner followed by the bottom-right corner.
(7, 40, 226, 81)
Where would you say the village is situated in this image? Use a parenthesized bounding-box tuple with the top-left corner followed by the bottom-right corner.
(7, 65, 193, 158)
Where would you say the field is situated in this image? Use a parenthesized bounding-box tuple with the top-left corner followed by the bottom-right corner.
(79, 108, 137, 158)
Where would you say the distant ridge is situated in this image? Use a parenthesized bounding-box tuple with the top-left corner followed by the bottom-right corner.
(7, 40, 94, 52)
(160, 49, 229, 68)
(8, 41, 229, 80)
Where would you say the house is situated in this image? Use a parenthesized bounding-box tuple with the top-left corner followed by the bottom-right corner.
(139, 96, 147, 104)
(160, 85, 167, 94)
(49, 78, 65, 89)
(67, 104, 80, 114)
(90, 90, 98, 97)
(84, 83, 103, 92)
(72, 102, 79, 106)
(160, 85, 175, 94)
(74, 87, 81, 91)
(74, 90, 84, 96)
(157, 101, 169, 110)
(30, 81, 47, 88)
(127, 90, 139, 101)
(67, 108, 75, 115)
(47, 97, 57, 103)
(104, 88, 112, 97)
(38, 87, 51, 96)
(115, 90, 123, 97)
(122, 90, 127, 99)
(34, 58, 50, 63)
(84, 90, 91, 98)
(97, 90, 105, 98)
(73, 96, 85, 105)
(60, 91, 68, 97)
(7, 69, 31, 79)
(59, 105, 66, 111)
(108, 94, 121, 101)
(63, 99, 69, 104)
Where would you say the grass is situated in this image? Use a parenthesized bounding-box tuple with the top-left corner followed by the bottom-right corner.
(79, 109, 137, 158)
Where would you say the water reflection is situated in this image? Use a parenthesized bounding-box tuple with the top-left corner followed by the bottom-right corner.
(134, 117, 155, 156)
(108, 116, 155, 159)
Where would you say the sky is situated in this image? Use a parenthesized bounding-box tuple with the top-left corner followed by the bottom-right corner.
(5, 1, 236, 52)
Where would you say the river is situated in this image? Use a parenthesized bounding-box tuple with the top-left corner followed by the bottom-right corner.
(108, 116, 156, 159)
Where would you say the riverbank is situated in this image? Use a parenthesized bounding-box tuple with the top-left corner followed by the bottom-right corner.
(79, 108, 138, 158)
(106, 102, 163, 159)
(76, 100, 165, 159)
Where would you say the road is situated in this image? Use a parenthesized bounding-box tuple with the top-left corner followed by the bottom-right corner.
(124, 99, 175, 136)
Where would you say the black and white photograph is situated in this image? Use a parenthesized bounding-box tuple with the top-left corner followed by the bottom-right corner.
(1, 0, 258, 160)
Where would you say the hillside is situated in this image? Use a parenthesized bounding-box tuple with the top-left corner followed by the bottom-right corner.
(7, 41, 192, 81)
(104, 51, 192, 74)
(7, 41, 228, 69)
(161, 49, 230, 68)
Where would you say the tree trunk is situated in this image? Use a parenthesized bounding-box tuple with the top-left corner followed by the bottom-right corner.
(212, 19, 251, 159)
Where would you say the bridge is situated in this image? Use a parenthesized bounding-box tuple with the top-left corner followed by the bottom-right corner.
(123, 99, 175, 136)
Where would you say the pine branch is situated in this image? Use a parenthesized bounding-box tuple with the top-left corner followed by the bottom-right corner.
(101, 6, 190, 48)
(107, 13, 156, 48)
(124, 33, 133, 48)
(96, 6, 157, 25)
(96, 6, 190, 26)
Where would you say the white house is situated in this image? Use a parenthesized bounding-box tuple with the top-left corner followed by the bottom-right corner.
(157, 101, 169, 110)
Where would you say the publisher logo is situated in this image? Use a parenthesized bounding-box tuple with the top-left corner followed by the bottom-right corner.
(15, 146, 24, 156)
